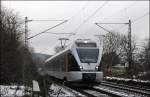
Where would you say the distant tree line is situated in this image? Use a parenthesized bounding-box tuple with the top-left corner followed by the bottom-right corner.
(0, 7, 38, 84)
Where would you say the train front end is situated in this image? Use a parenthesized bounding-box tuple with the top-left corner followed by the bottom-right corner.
(66, 39, 103, 82)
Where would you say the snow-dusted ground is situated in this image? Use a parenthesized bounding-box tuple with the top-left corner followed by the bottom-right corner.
(105, 76, 150, 84)
(49, 83, 85, 97)
(0, 85, 31, 97)
(1, 83, 85, 97)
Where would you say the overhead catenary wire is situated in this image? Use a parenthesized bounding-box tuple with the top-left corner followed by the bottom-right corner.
(27, 20, 68, 40)
(67, 0, 109, 42)
(95, 12, 149, 34)
(59, 1, 89, 36)
(83, 1, 137, 37)
(133, 12, 149, 23)
(101, 1, 137, 22)
(48, 0, 105, 47)
(111, 1, 149, 32)
(95, 22, 128, 33)
(28, 20, 67, 22)
(95, 23, 113, 33)
(113, 12, 149, 32)
(45, 32, 76, 35)
(47, 1, 89, 48)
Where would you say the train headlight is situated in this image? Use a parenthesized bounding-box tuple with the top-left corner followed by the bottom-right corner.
(95, 66, 99, 70)
(80, 66, 83, 69)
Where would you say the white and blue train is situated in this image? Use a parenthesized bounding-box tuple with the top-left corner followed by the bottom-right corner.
(44, 39, 103, 82)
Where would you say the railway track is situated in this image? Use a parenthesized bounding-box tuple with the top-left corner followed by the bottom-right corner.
(100, 81, 150, 96)
(77, 88, 110, 97)
(47, 80, 123, 97)
(72, 86, 126, 97)
(46, 77, 150, 97)
(68, 81, 150, 97)
(101, 81, 150, 92)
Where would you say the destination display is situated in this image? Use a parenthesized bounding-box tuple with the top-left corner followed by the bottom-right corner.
(76, 42, 97, 47)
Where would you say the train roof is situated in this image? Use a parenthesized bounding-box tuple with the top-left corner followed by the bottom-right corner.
(45, 47, 70, 63)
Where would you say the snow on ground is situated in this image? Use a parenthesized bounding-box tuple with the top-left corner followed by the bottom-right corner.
(49, 83, 85, 97)
(0, 85, 31, 97)
(105, 76, 150, 83)
(49, 83, 76, 97)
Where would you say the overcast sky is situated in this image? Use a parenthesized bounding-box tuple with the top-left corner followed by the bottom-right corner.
(2, 1, 149, 55)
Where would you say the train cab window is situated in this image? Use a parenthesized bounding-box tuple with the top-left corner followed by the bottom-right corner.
(77, 49, 99, 63)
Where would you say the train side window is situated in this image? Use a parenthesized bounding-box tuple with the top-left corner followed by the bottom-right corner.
(67, 53, 71, 71)
(68, 54, 80, 71)
(61, 55, 65, 71)
(63, 53, 68, 72)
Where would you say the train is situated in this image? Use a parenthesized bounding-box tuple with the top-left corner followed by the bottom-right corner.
(44, 39, 103, 82)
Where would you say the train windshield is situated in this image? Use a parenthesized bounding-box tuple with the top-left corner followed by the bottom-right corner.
(77, 49, 99, 63)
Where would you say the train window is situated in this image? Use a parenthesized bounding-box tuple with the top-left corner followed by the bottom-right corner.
(60, 54, 65, 71)
(77, 49, 99, 63)
(68, 53, 80, 71)
(76, 42, 97, 47)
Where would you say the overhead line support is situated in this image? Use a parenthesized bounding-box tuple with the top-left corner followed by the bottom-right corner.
(128, 20, 132, 70)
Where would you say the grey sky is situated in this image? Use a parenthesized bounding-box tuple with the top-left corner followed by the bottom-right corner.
(2, 1, 149, 55)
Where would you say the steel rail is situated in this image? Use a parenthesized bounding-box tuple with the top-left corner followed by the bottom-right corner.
(100, 82, 150, 96)
(102, 81, 150, 91)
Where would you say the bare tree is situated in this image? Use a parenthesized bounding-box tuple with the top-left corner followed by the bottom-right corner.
(139, 40, 150, 71)
(102, 32, 124, 69)
(103, 32, 122, 54)
(101, 32, 137, 76)
(1, 7, 37, 84)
